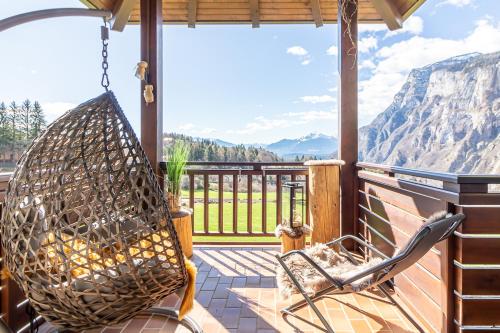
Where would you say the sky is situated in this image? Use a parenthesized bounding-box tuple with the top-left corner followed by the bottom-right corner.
(0, 0, 499, 144)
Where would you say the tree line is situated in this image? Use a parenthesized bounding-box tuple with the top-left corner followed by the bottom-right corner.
(0, 100, 47, 163)
(164, 133, 282, 162)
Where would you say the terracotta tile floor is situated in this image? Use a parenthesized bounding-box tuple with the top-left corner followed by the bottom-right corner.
(40, 246, 420, 333)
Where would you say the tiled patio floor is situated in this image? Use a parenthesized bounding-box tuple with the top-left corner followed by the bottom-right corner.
(40, 246, 420, 333)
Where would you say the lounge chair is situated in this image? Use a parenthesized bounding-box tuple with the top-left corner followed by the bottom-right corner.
(275, 212, 466, 333)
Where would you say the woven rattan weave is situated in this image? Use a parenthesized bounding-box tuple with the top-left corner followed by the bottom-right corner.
(1, 91, 187, 331)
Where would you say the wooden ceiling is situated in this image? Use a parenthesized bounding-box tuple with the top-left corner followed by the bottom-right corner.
(81, 0, 426, 30)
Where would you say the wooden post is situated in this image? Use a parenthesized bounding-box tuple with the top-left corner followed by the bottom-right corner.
(305, 160, 344, 245)
(140, 0, 163, 188)
(338, 0, 358, 243)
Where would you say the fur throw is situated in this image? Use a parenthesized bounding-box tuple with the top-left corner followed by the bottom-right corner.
(275, 224, 312, 239)
(276, 244, 383, 299)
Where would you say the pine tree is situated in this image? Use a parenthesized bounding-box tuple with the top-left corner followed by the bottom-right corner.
(30, 101, 46, 138)
(0, 102, 7, 143)
(207, 145, 216, 161)
(8, 102, 18, 142)
(20, 99, 32, 141)
(0, 102, 8, 158)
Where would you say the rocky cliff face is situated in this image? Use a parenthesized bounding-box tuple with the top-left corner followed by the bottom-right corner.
(359, 52, 500, 174)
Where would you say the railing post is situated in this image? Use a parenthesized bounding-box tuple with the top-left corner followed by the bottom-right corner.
(305, 160, 343, 245)
(203, 174, 209, 233)
(262, 171, 267, 234)
(247, 174, 253, 234)
(233, 174, 238, 233)
(189, 173, 195, 233)
(338, 0, 358, 244)
(276, 175, 282, 226)
(218, 174, 224, 233)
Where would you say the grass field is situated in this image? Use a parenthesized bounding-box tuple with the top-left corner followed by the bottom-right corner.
(181, 189, 304, 243)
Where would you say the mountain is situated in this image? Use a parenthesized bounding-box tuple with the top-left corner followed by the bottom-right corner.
(213, 139, 236, 147)
(180, 133, 338, 160)
(359, 52, 500, 174)
(266, 133, 338, 159)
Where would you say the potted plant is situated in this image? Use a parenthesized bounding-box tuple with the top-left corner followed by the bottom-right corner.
(166, 141, 190, 213)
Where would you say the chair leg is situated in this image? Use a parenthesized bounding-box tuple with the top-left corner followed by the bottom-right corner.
(378, 285, 425, 333)
(276, 255, 335, 333)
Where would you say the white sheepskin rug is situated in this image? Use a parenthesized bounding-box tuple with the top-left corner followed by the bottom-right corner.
(276, 243, 383, 299)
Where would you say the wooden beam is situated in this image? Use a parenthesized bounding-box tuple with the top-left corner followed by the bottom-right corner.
(338, 0, 358, 247)
(402, 0, 427, 21)
(310, 0, 323, 28)
(140, 0, 163, 187)
(187, 0, 197, 28)
(249, 0, 260, 28)
(111, 0, 136, 31)
(370, 0, 402, 31)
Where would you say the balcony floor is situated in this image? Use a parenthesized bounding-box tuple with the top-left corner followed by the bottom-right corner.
(40, 246, 419, 333)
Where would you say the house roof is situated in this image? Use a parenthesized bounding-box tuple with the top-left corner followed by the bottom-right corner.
(81, 0, 426, 30)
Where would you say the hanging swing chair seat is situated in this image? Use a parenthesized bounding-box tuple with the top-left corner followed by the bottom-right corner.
(1, 92, 193, 331)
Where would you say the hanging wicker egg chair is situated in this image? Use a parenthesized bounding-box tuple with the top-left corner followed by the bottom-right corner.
(1, 91, 193, 331)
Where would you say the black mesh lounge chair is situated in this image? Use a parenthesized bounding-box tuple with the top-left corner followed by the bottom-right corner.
(275, 212, 466, 333)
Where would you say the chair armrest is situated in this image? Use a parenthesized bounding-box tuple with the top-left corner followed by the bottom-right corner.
(326, 235, 391, 260)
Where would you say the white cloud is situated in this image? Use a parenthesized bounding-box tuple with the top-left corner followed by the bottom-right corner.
(229, 116, 297, 134)
(41, 102, 77, 122)
(358, 24, 387, 34)
(177, 123, 217, 136)
(287, 46, 308, 56)
(199, 128, 216, 135)
(359, 60, 376, 70)
(384, 16, 424, 38)
(359, 18, 500, 123)
(358, 36, 378, 53)
(287, 46, 311, 65)
(326, 45, 338, 56)
(229, 109, 337, 135)
(285, 110, 337, 121)
(178, 123, 195, 130)
(300, 95, 335, 104)
(437, 0, 473, 7)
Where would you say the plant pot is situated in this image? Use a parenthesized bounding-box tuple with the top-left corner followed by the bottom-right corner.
(167, 192, 182, 213)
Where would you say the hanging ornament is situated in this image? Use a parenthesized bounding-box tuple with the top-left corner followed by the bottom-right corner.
(144, 84, 154, 104)
(135, 61, 148, 80)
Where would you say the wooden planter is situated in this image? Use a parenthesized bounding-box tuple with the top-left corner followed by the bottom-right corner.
(281, 234, 306, 253)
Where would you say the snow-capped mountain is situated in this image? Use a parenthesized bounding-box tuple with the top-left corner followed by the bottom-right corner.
(359, 51, 500, 174)
(265, 133, 338, 159)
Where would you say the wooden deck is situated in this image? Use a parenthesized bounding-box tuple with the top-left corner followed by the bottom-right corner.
(38, 246, 419, 333)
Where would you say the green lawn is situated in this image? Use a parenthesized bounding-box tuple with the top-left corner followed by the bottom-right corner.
(181, 189, 305, 243)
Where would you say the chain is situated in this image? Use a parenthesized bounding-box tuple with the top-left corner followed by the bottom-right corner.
(101, 22, 110, 91)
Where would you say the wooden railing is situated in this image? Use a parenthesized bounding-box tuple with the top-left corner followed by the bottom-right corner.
(356, 162, 500, 333)
(161, 162, 309, 241)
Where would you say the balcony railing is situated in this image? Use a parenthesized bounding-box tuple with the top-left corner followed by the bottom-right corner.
(160, 162, 309, 242)
(356, 162, 500, 333)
